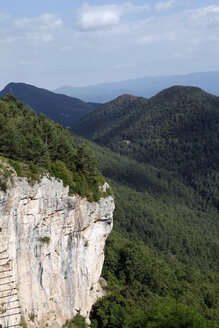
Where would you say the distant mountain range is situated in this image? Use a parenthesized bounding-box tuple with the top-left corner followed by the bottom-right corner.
(0, 82, 98, 127)
(54, 71, 219, 102)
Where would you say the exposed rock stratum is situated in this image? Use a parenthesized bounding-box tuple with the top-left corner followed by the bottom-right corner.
(0, 175, 114, 327)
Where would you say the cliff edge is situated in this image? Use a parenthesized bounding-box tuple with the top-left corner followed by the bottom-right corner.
(0, 175, 114, 327)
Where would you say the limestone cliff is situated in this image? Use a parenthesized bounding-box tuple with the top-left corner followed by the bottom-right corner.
(0, 175, 114, 328)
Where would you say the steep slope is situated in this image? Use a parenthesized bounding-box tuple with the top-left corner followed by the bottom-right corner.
(54, 70, 219, 102)
(0, 173, 114, 328)
(0, 82, 96, 127)
(74, 94, 147, 139)
(73, 86, 219, 208)
(73, 135, 219, 272)
(72, 135, 219, 327)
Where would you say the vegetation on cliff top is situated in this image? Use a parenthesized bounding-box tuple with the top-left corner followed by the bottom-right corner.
(0, 94, 108, 201)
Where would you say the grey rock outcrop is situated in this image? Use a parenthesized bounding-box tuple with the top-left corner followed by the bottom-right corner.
(0, 176, 114, 327)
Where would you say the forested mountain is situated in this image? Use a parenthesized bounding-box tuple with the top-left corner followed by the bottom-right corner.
(72, 86, 219, 326)
(74, 94, 147, 140)
(73, 134, 219, 272)
(73, 86, 219, 209)
(54, 70, 219, 102)
(0, 82, 97, 127)
(73, 135, 219, 328)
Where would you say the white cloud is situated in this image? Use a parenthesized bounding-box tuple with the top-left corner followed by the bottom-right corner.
(137, 34, 162, 45)
(137, 31, 177, 45)
(0, 37, 15, 44)
(0, 12, 10, 21)
(73, 3, 219, 62)
(14, 14, 63, 44)
(78, 2, 151, 30)
(119, 2, 151, 15)
(14, 13, 63, 31)
(187, 5, 219, 28)
(155, 0, 180, 12)
(24, 32, 54, 43)
(1, 3, 219, 89)
(79, 5, 120, 30)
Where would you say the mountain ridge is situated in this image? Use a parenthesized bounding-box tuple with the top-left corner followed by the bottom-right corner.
(0, 82, 97, 127)
(54, 70, 219, 102)
(73, 85, 219, 209)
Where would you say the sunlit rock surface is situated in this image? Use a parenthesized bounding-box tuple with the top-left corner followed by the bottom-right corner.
(0, 176, 114, 327)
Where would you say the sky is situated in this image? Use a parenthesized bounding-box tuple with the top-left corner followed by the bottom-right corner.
(0, 0, 219, 90)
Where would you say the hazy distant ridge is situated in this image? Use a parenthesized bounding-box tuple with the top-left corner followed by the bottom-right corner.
(54, 71, 219, 103)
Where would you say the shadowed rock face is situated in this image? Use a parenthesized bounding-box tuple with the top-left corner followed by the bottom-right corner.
(0, 176, 114, 328)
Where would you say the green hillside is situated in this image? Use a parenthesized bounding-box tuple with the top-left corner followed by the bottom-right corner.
(73, 86, 219, 209)
(72, 135, 219, 327)
(73, 135, 219, 271)
(74, 94, 147, 139)
(72, 86, 219, 326)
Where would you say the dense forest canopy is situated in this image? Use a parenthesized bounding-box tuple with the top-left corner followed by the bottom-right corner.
(72, 86, 219, 327)
(74, 86, 219, 209)
(91, 231, 219, 328)
(71, 135, 219, 327)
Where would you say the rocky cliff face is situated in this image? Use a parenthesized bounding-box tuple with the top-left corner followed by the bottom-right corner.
(0, 175, 114, 328)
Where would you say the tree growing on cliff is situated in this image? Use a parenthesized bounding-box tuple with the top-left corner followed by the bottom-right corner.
(62, 313, 88, 328)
